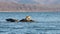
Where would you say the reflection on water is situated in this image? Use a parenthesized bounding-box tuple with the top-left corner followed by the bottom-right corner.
(0, 12, 60, 34)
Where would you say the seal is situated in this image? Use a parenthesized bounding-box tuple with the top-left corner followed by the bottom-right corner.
(6, 18, 18, 22)
(20, 16, 34, 22)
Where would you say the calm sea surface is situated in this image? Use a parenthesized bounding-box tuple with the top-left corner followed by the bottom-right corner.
(0, 12, 59, 34)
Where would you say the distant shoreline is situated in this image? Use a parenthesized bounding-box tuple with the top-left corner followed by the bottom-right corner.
(0, 10, 59, 12)
(0, 2, 59, 12)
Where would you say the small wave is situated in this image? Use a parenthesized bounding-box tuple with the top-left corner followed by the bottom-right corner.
(35, 28, 60, 31)
(0, 31, 7, 33)
(8, 32, 16, 34)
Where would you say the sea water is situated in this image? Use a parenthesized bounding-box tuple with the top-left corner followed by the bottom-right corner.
(0, 12, 59, 34)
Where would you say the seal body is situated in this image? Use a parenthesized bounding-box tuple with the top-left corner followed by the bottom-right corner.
(20, 19, 34, 22)
(20, 16, 34, 22)
(6, 16, 34, 22)
(6, 18, 18, 22)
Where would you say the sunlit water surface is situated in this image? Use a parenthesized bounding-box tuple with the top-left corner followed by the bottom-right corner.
(0, 12, 59, 34)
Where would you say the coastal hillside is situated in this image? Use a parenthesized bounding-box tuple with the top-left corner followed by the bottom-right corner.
(0, 2, 60, 12)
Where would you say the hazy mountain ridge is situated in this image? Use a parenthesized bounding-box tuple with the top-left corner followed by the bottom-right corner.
(0, 2, 60, 12)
